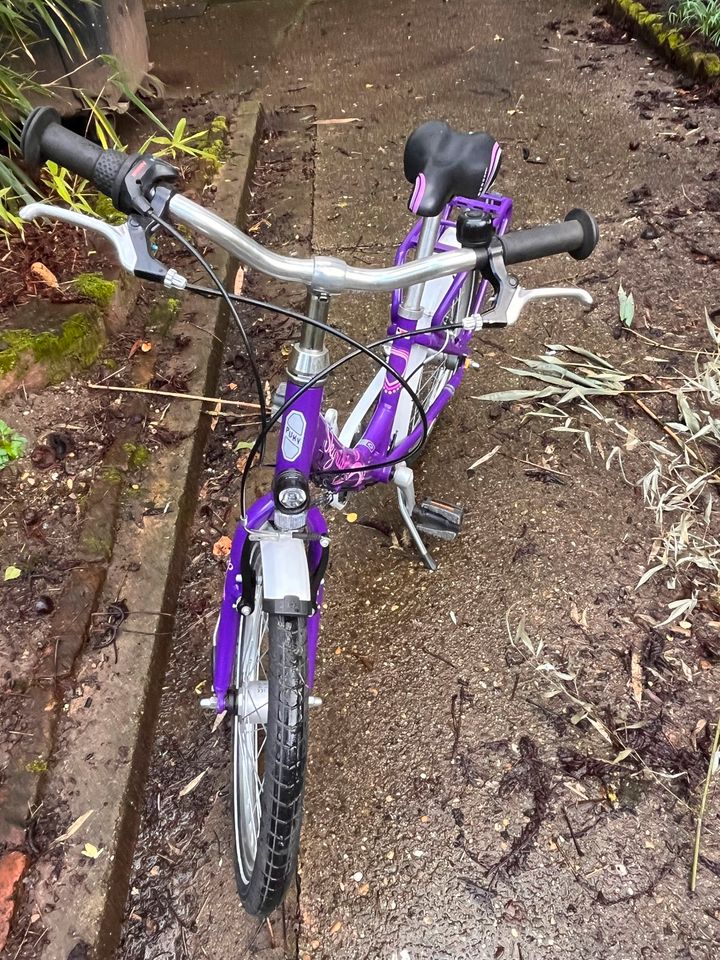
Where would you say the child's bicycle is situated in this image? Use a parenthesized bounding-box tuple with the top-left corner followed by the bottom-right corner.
(20, 109, 598, 916)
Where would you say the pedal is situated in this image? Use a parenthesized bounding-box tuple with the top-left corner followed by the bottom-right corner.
(411, 499, 464, 541)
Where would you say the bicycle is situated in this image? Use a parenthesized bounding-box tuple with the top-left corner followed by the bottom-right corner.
(20, 110, 599, 916)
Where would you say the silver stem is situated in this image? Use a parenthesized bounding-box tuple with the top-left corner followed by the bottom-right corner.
(400, 215, 442, 318)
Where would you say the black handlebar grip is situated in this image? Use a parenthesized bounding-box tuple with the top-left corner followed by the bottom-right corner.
(499, 209, 599, 265)
(20, 107, 131, 200)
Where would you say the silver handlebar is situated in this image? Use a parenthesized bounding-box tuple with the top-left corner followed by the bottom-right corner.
(21, 194, 478, 295)
(168, 194, 477, 294)
(20, 196, 593, 320)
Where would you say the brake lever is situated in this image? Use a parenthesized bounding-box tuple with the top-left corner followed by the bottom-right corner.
(20, 202, 187, 289)
(462, 238, 592, 330)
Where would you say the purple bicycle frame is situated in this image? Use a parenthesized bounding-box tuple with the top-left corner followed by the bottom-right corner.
(211, 193, 512, 710)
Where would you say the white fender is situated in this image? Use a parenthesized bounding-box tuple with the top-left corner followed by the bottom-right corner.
(259, 537, 311, 602)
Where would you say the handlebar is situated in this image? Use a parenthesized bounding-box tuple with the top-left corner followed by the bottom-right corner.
(19, 107, 600, 295)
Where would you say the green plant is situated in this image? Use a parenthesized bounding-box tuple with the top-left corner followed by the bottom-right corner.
(0, 1, 85, 209)
(669, 0, 720, 46)
(1, 5, 225, 239)
(0, 419, 27, 468)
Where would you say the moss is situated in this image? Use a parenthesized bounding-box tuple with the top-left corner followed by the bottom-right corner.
(71, 273, 117, 310)
(123, 442, 150, 470)
(80, 532, 113, 559)
(100, 465, 124, 484)
(202, 115, 229, 177)
(150, 296, 182, 335)
(25, 757, 48, 774)
(93, 194, 126, 226)
(0, 310, 105, 384)
(610, 0, 720, 80)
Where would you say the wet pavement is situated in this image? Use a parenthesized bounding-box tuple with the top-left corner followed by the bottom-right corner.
(121, 0, 720, 958)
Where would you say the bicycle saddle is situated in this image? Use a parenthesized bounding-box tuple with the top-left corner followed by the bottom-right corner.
(404, 121, 502, 217)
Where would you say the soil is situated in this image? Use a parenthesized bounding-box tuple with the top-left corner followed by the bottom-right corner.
(0, 222, 113, 316)
(0, 92, 243, 939)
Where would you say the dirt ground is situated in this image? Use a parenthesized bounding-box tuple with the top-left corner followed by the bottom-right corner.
(80, 0, 720, 957)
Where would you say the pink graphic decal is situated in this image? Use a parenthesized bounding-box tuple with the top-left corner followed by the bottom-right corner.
(480, 142, 502, 196)
(382, 346, 410, 395)
(409, 173, 426, 214)
(316, 429, 371, 489)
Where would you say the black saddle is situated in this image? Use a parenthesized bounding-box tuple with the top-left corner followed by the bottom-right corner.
(404, 121, 502, 217)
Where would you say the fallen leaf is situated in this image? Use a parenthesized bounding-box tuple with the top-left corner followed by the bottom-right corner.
(81, 842, 103, 859)
(630, 639, 644, 708)
(358, 882, 370, 896)
(212, 536, 232, 558)
(52, 809, 95, 846)
(128, 338, 144, 358)
(467, 444, 501, 475)
(315, 118, 362, 125)
(330, 921, 343, 935)
(3, 565, 21, 582)
(234, 267, 245, 295)
(570, 602, 588, 629)
(178, 769, 207, 798)
(30, 261, 58, 287)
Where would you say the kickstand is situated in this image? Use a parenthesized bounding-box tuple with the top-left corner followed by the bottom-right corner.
(393, 464, 437, 571)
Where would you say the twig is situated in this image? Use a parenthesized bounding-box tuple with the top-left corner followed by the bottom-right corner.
(500, 452, 571, 478)
(690, 712, 720, 893)
(631, 395, 706, 468)
(420, 643, 458, 669)
(626, 328, 702, 355)
(562, 807, 583, 857)
(86, 382, 260, 409)
(200, 409, 262, 421)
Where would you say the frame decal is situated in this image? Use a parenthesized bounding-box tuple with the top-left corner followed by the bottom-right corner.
(281, 410, 307, 462)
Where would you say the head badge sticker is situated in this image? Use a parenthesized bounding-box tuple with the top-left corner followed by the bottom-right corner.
(282, 411, 306, 462)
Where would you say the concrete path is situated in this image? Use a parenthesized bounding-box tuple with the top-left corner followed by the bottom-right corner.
(121, 1, 720, 958)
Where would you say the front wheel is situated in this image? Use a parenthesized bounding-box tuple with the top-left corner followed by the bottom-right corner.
(232, 548, 308, 916)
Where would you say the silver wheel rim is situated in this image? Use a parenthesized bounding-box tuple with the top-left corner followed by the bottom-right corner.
(408, 358, 452, 434)
(232, 553, 269, 886)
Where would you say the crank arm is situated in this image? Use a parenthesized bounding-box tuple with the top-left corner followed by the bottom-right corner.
(20, 202, 187, 288)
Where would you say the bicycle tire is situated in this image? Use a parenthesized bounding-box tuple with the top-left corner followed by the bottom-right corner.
(232, 553, 308, 916)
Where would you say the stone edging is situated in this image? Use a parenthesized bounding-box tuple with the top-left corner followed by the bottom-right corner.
(607, 0, 720, 82)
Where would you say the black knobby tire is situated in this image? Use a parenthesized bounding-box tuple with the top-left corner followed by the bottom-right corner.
(233, 611, 308, 916)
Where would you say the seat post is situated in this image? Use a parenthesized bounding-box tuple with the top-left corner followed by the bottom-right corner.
(398, 214, 442, 322)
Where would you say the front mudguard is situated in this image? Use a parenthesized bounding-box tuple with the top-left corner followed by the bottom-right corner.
(212, 493, 328, 709)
